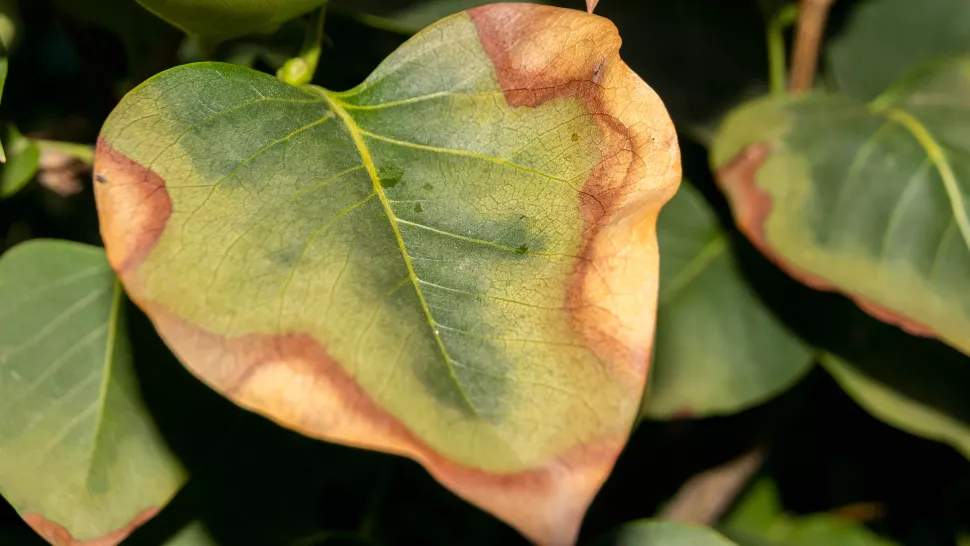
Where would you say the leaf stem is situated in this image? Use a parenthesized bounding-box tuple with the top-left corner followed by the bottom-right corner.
(789, 0, 837, 93)
(278, 3, 329, 86)
(766, 4, 799, 96)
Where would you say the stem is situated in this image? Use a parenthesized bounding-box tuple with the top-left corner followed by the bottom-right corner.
(789, 0, 837, 93)
(767, 4, 800, 96)
(278, 4, 328, 86)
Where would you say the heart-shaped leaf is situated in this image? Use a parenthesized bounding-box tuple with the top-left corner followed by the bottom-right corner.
(92, 5, 680, 544)
(643, 181, 812, 419)
(135, 0, 327, 42)
(829, 0, 970, 101)
(597, 520, 738, 546)
(0, 240, 185, 545)
(711, 56, 970, 356)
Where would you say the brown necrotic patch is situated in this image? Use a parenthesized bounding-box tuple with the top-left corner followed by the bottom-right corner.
(716, 143, 935, 338)
(93, 138, 172, 276)
(130, 298, 621, 546)
(22, 507, 158, 546)
(468, 4, 681, 377)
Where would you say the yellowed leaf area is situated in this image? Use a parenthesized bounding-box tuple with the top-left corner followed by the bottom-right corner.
(94, 5, 679, 544)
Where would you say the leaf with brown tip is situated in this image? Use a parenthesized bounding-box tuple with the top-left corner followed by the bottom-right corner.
(712, 56, 970, 356)
(0, 241, 184, 545)
(93, 5, 679, 545)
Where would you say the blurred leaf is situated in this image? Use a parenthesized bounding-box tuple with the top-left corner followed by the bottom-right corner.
(387, 0, 546, 34)
(135, 0, 328, 43)
(822, 353, 970, 460)
(711, 55, 970, 356)
(0, 0, 19, 52)
(643, 182, 813, 419)
(829, 0, 970, 101)
(0, 241, 184, 544)
(53, 0, 179, 84)
(722, 479, 898, 546)
(0, 125, 39, 197)
(597, 520, 738, 546)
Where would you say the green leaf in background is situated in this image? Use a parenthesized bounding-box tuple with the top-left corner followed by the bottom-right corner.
(722, 478, 898, 546)
(92, 5, 680, 543)
(386, 0, 546, 34)
(711, 55, 970, 356)
(0, 241, 184, 545)
(135, 0, 328, 43)
(829, 0, 970, 101)
(643, 181, 812, 419)
(598, 520, 738, 546)
(0, 125, 40, 197)
(822, 353, 970, 460)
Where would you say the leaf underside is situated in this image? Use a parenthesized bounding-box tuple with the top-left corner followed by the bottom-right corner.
(93, 4, 680, 544)
(712, 56, 970, 357)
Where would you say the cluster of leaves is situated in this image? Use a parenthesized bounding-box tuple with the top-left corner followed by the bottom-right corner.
(2, 0, 970, 545)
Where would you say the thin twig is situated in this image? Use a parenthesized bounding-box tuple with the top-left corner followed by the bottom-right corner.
(789, 0, 837, 93)
(767, 4, 800, 96)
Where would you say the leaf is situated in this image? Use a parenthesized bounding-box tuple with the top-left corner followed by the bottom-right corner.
(722, 478, 898, 546)
(711, 55, 970, 356)
(135, 0, 328, 43)
(0, 241, 186, 545)
(386, 0, 547, 35)
(822, 353, 970, 460)
(828, 0, 970, 101)
(642, 181, 813, 419)
(0, 125, 39, 197)
(597, 520, 738, 546)
(92, 5, 680, 544)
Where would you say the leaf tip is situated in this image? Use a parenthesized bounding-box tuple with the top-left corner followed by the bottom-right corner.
(22, 507, 159, 546)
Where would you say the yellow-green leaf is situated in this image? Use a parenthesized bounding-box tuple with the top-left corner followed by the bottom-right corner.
(92, 5, 680, 544)
(598, 520, 738, 546)
(0, 241, 184, 545)
(711, 56, 970, 356)
(135, 0, 327, 42)
(643, 181, 812, 419)
(822, 353, 970, 460)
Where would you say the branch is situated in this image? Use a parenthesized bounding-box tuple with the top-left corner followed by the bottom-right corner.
(789, 0, 837, 93)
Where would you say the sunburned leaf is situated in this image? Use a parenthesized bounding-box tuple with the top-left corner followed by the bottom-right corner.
(711, 56, 970, 356)
(134, 0, 327, 43)
(643, 182, 813, 419)
(0, 241, 185, 545)
(92, 5, 680, 545)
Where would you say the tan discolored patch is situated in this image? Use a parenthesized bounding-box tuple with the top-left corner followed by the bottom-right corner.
(133, 299, 620, 546)
(469, 4, 681, 377)
(716, 143, 935, 338)
(92, 138, 172, 275)
(22, 508, 158, 546)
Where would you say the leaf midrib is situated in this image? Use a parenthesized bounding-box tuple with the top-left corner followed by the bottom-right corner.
(318, 89, 482, 419)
